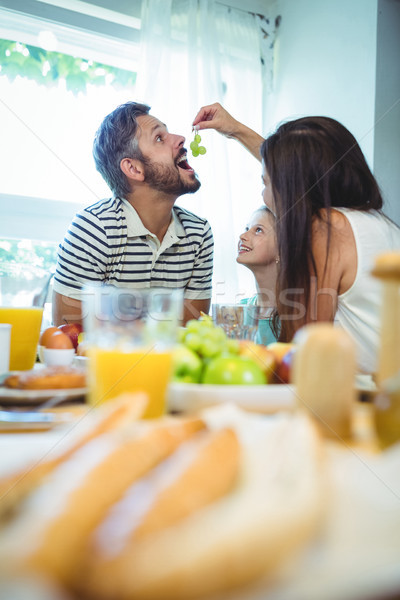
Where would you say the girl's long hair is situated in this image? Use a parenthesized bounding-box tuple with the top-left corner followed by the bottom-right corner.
(261, 116, 383, 341)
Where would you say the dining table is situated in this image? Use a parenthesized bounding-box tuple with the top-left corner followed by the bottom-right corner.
(0, 378, 399, 600)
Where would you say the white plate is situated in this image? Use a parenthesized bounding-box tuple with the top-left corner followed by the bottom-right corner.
(167, 382, 296, 414)
(0, 408, 82, 431)
(0, 386, 87, 407)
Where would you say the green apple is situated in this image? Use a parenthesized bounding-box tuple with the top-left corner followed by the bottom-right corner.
(171, 344, 203, 383)
(202, 355, 266, 385)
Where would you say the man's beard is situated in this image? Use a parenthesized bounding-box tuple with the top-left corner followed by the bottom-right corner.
(143, 160, 201, 196)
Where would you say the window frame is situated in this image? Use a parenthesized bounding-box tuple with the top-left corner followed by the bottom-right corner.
(0, 193, 84, 242)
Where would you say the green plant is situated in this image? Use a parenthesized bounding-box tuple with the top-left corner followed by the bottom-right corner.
(0, 238, 58, 276)
(0, 38, 136, 95)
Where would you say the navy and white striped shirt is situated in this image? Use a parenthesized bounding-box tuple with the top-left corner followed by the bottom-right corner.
(53, 197, 213, 300)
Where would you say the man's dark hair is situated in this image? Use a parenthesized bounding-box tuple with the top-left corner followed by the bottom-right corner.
(93, 101, 150, 198)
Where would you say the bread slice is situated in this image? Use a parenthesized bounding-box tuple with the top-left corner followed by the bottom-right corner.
(78, 413, 324, 600)
(88, 427, 239, 546)
(0, 415, 205, 585)
(3, 366, 86, 390)
(0, 393, 147, 519)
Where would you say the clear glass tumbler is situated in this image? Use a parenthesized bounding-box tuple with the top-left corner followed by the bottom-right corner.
(212, 303, 260, 341)
(83, 286, 183, 418)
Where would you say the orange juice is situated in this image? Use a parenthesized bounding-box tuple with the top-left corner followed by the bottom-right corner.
(0, 307, 43, 370)
(87, 346, 172, 418)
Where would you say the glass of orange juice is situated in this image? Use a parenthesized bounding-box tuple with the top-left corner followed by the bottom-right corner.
(0, 265, 50, 371)
(83, 286, 183, 418)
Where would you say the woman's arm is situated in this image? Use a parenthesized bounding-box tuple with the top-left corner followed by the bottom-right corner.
(192, 102, 264, 162)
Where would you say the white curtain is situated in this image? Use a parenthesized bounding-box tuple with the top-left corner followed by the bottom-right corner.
(135, 0, 267, 303)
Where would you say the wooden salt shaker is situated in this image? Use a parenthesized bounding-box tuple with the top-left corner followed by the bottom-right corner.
(372, 251, 400, 386)
(292, 323, 357, 439)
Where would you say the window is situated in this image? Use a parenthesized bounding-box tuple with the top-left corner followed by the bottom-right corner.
(0, 1, 143, 317)
(0, 37, 137, 204)
(1, 1, 270, 303)
(0, 237, 57, 327)
(0, 1, 142, 242)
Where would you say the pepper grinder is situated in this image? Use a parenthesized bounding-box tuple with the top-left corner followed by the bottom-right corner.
(372, 251, 400, 387)
(292, 323, 357, 439)
(372, 251, 400, 448)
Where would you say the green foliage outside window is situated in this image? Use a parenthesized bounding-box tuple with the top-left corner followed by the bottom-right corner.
(0, 38, 137, 95)
(0, 39, 136, 270)
(0, 239, 58, 276)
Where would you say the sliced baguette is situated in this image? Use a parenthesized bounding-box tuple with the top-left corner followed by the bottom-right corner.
(79, 413, 324, 600)
(0, 415, 205, 585)
(0, 393, 147, 518)
(89, 427, 239, 546)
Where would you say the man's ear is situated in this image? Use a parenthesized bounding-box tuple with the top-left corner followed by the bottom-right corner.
(120, 158, 145, 182)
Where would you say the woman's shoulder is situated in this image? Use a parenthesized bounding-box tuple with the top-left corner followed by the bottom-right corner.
(315, 207, 350, 228)
(311, 209, 349, 247)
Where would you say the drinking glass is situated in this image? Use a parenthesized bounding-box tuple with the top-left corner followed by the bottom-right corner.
(0, 265, 50, 370)
(83, 286, 183, 418)
(212, 304, 260, 341)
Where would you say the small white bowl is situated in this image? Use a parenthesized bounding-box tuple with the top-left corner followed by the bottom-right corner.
(43, 348, 75, 367)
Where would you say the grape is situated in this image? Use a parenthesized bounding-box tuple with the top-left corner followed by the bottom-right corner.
(198, 338, 219, 358)
(209, 327, 227, 344)
(178, 313, 237, 365)
(177, 327, 186, 343)
(226, 339, 240, 355)
(174, 313, 259, 385)
(185, 319, 204, 334)
(185, 332, 203, 352)
(190, 130, 206, 157)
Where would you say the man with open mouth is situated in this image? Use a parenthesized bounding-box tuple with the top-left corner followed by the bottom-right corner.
(52, 101, 213, 326)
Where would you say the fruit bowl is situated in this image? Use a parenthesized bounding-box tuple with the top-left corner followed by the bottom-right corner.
(167, 382, 296, 414)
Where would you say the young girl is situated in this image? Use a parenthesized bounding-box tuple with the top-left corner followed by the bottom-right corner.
(193, 103, 400, 374)
(237, 205, 279, 346)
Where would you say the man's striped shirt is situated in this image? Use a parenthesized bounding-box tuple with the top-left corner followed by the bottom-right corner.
(53, 197, 213, 300)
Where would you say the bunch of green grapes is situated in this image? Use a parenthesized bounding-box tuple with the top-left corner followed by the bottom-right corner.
(178, 314, 238, 359)
(190, 131, 206, 157)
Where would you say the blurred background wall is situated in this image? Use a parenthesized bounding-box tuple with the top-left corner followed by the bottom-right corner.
(263, 0, 400, 225)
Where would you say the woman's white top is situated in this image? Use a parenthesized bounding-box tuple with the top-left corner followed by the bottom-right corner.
(334, 208, 400, 374)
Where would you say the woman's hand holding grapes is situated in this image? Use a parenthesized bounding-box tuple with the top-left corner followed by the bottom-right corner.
(192, 102, 240, 138)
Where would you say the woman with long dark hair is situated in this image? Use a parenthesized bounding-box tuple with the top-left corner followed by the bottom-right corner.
(193, 103, 400, 373)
